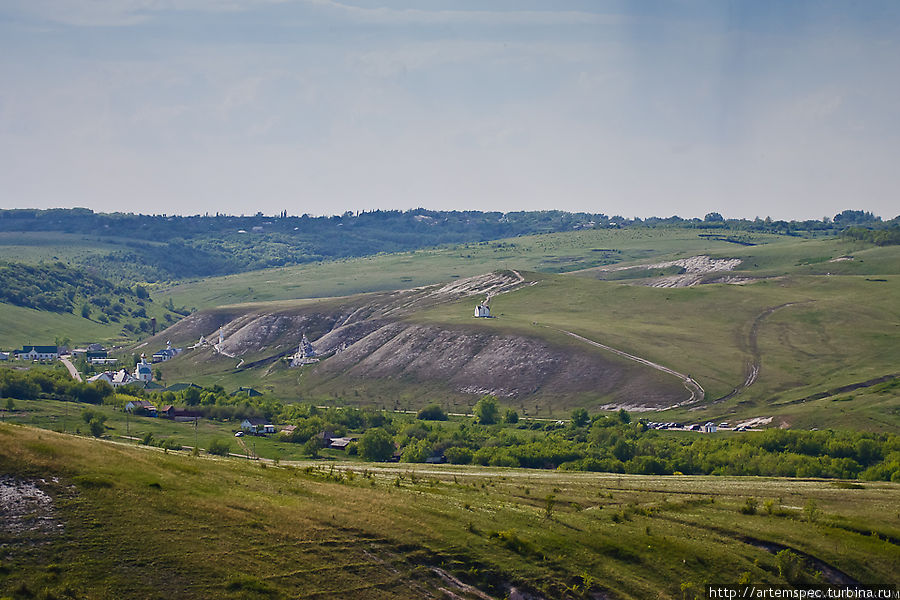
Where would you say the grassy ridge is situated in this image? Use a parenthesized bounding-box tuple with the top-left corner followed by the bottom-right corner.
(1, 423, 899, 599)
(158, 228, 787, 309)
(150, 244, 899, 428)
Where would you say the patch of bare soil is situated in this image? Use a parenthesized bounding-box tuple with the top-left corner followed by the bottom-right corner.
(0, 477, 61, 545)
(313, 322, 684, 406)
(644, 256, 743, 287)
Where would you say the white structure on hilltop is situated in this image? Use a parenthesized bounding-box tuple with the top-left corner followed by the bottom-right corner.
(474, 303, 491, 318)
(289, 333, 319, 367)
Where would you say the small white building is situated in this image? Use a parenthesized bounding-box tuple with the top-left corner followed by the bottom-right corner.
(241, 418, 275, 434)
(16, 345, 59, 361)
(474, 303, 491, 318)
(701, 422, 718, 433)
(134, 354, 153, 383)
(88, 369, 139, 388)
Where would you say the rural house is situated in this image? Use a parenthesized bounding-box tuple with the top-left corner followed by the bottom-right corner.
(152, 341, 183, 363)
(328, 436, 358, 450)
(125, 400, 157, 416)
(15, 345, 59, 361)
(160, 406, 202, 422)
(474, 303, 491, 318)
(241, 418, 275, 434)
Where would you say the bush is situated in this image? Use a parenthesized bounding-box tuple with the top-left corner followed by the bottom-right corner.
(416, 404, 447, 421)
(207, 439, 231, 456)
(444, 446, 473, 465)
(302, 437, 321, 458)
(740, 497, 758, 515)
(89, 418, 106, 437)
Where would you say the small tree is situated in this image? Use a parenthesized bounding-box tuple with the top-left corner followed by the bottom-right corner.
(207, 439, 231, 456)
(504, 409, 519, 424)
(571, 407, 590, 427)
(358, 428, 394, 462)
(544, 493, 557, 519)
(302, 437, 321, 458)
(617, 408, 631, 424)
(89, 418, 106, 437)
(5, 398, 14, 411)
(81, 303, 92, 319)
(474, 395, 500, 425)
(803, 499, 819, 523)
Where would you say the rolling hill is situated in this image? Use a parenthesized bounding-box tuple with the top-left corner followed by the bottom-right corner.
(147, 230, 900, 429)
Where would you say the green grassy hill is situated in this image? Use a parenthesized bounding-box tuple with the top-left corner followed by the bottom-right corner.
(158, 227, 795, 310)
(147, 230, 899, 429)
(0, 262, 184, 348)
(2, 423, 898, 599)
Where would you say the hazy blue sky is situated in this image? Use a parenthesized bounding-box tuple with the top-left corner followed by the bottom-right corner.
(1, 1, 898, 219)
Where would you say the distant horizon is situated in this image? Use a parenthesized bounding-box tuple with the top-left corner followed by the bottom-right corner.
(3, 205, 894, 223)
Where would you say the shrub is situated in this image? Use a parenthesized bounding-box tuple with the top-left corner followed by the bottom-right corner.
(740, 497, 758, 515)
(416, 404, 447, 421)
(207, 439, 231, 456)
(444, 446, 473, 465)
(89, 418, 106, 438)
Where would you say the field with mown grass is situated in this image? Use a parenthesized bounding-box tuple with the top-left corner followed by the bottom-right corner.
(1, 422, 898, 599)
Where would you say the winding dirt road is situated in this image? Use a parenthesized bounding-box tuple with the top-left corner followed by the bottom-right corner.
(549, 328, 705, 406)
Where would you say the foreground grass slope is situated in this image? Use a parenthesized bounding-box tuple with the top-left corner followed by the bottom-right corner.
(2, 423, 899, 599)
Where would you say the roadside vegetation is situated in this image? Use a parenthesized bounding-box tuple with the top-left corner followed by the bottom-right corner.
(4, 369, 899, 481)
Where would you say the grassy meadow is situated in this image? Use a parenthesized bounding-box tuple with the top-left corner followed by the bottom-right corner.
(1, 422, 899, 599)
(156, 227, 792, 310)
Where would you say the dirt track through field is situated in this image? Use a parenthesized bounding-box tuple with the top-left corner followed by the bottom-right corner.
(715, 301, 813, 402)
(549, 327, 705, 406)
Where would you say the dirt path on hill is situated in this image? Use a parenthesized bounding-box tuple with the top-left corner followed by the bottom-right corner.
(59, 356, 82, 382)
(548, 328, 705, 406)
(714, 301, 813, 402)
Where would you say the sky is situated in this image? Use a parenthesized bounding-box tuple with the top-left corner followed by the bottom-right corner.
(1, 1, 898, 220)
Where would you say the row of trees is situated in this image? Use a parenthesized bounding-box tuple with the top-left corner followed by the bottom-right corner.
(0, 367, 114, 404)
(2, 208, 894, 282)
(6, 373, 900, 482)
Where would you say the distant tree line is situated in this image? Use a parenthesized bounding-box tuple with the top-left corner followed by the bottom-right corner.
(2, 208, 895, 282)
(841, 224, 900, 246)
